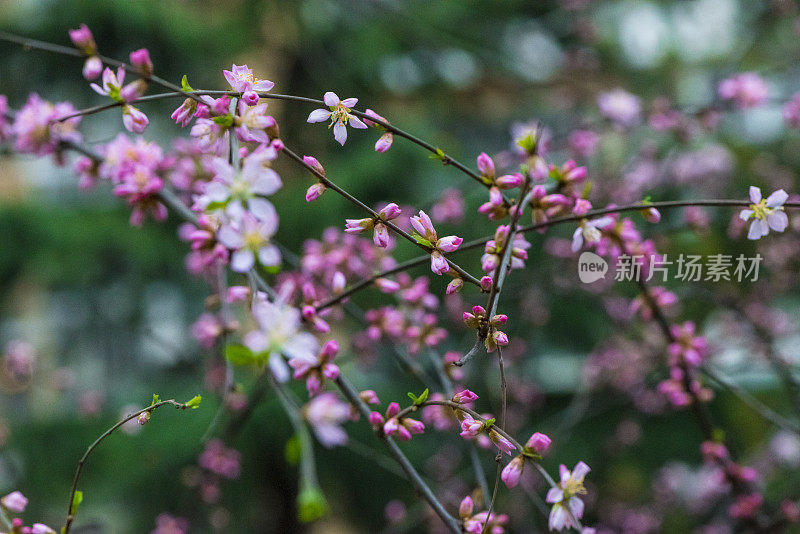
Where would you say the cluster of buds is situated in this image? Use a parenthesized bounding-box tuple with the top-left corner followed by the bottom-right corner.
(369, 402, 425, 441)
(409, 210, 463, 274)
(345, 202, 402, 249)
(463, 306, 509, 352)
(288, 339, 340, 396)
(481, 224, 531, 273)
(476, 152, 523, 220)
(459, 496, 509, 533)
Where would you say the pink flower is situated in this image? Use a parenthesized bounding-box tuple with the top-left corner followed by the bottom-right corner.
(11, 93, 82, 158)
(223, 64, 274, 93)
(218, 212, 280, 272)
(112, 163, 166, 226)
(1, 491, 28, 513)
(307, 92, 368, 145)
(718, 72, 769, 109)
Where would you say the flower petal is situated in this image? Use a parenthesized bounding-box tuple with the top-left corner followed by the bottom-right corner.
(307, 109, 332, 123)
(766, 189, 788, 208)
(767, 210, 788, 232)
(323, 92, 340, 107)
(340, 97, 358, 108)
(349, 115, 368, 129)
(749, 186, 762, 204)
(333, 122, 348, 145)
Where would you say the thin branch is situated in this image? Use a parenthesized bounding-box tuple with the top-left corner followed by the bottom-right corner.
(63, 399, 197, 534)
(334, 375, 462, 534)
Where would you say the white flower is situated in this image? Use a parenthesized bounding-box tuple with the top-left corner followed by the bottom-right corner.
(304, 392, 350, 447)
(571, 216, 614, 252)
(307, 92, 368, 146)
(545, 461, 590, 531)
(739, 186, 789, 240)
(196, 149, 282, 222)
(244, 300, 319, 383)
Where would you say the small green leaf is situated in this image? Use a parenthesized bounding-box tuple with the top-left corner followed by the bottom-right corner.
(204, 200, 227, 211)
(407, 392, 418, 403)
(516, 132, 537, 154)
(181, 74, 194, 92)
(416, 388, 429, 405)
(410, 232, 433, 248)
(297, 486, 329, 523)
(428, 148, 446, 161)
(212, 114, 234, 127)
(71, 490, 83, 515)
(484, 417, 496, 428)
(185, 395, 202, 409)
(225, 345, 256, 365)
(285, 435, 301, 465)
(151, 393, 160, 406)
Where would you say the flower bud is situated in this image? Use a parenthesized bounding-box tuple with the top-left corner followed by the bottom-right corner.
(69, 24, 96, 54)
(306, 182, 327, 202)
(360, 390, 380, 405)
(480, 276, 493, 291)
(369, 411, 384, 427)
(137, 411, 151, 425)
(452, 390, 479, 403)
(375, 278, 400, 293)
(477, 152, 495, 178)
(1, 491, 28, 513)
(446, 277, 463, 295)
(459, 496, 474, 518)
(82, 56, 103, 80)
(242, 90, 259, 106)
(378, 202, 402, 221)
(526, 432, 551, 453)
(332, 271, 346, 293)
(129, 48, 153, 76)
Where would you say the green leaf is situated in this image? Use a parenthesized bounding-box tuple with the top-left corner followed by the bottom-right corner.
(225, 345, 256, 365)
(285, 435, 301, 465)
(416, 388, 429, 405)
(204, 200, 227, 211)
(516, 132, 537, 154)
(407, 392, 418, 403)
(185, 395, 202, 409)
(71, 490, 83, 515)
(297, 486, 329, 523)
(428, 147, 446, 161)
(410, 232, 433, 248)
(212, 114, 234, 127)
(180, 74, 194, 92)
(151, 393, 160, 406)
(484, 417, 496, 428)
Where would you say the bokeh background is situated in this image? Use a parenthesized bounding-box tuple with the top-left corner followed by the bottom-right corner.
(1, 0, 800, 532)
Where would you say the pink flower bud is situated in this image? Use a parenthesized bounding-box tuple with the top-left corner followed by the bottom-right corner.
(526, 432, 551, 453)
(320, 340, 339, 359)
(271, 138, 284, 151)
(306, 182, 327, 202)
(436, 235, 463, 253)
(642, 206, 661, 223)
(403, 418, 425, 434)
(446, 278, 464, 295)
(472, 305, 486, 317)
(32, 524, 57, 534)
(493, 330, 509, 346)
(129, 48, 153, 75)
(375, 132, 393, 152)
(369, 411, 384, 427)
(480, 276, 493, 291)
(375, 278, 400, 293)
(69, 24, 95, 53)
(430, 251, 449, 275)
(241, 90, 259, 106)
(452, 390, 479, 403)
(360, 390, 380, 405)
(373, 222, 390, 248)
(332, 271, 346, 293)
(477, 152, 495, 178)
(303, 155, 326, 175)
(375, 204, 401, 223)
(137, 411, 150, 425)
(573, 198, 592, 216)
(490, 314, 507, 326)
(226, 286, 250, 303)
(496, 173, 524, 189)
(386, 402, 400, 418)
(501, 455, 525, 488)
(82, 56, 103, 80)
(122, 105, 149, 133)
(1, 491, 28, 513)
(459, 496, 474, 518)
